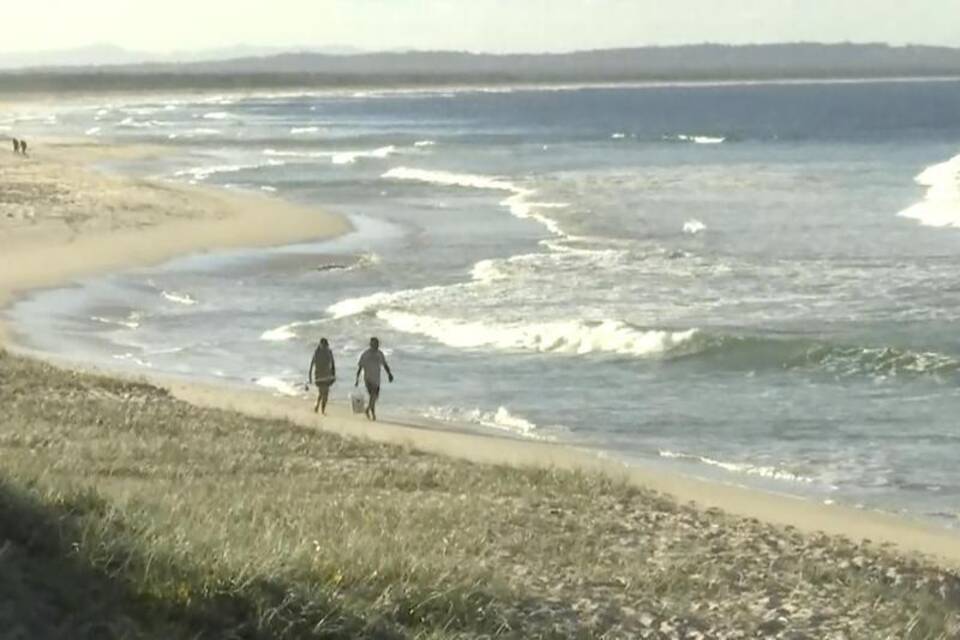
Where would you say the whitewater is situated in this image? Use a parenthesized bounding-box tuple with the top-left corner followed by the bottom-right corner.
(7, 80, 960, 528)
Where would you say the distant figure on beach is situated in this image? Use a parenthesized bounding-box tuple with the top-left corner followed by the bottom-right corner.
(355, 337, 394, 421)
(20, 139, 27, 156)
(12, 139, 19, 154)
(308, 337, 336, 415)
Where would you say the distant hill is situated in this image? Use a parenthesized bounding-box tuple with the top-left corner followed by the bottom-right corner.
(0, 44, 363, 70)
(2, 43, 959, 93)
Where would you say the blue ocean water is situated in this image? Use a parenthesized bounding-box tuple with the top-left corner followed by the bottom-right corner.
(7, 80, 960, 524)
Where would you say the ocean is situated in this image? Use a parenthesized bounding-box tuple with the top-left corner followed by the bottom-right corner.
(6, 80, 960, 526)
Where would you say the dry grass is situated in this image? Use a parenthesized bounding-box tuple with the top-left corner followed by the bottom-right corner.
(1, 349, 958, 639)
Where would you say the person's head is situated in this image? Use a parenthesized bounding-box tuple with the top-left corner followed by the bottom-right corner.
(319, 337, 329, 348)
(369, 337, 380, 349)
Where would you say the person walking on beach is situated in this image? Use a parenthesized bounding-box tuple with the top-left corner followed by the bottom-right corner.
(308, 337, 336, 415)
(20, 139, 27, 156)
(355, 337, 394, 421)
(12, 138, 19, 154)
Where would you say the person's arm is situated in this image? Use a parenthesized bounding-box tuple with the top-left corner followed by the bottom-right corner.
(355, 359, 362, 386)
(307, 352, 316, 384)
(330, 354, 336, 380)
(382, 353, 394, 383)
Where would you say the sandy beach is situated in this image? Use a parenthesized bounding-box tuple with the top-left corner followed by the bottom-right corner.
(2, 134, 960, 637)
(0, 138, 349, 340)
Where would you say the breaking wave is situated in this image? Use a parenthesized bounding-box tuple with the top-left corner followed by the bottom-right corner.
(422, 405, 551, 439)
(659, 450, 815, 484)
(669, 134, 726, 144)
(173, 159, 284, 181)
(167, 128, 222, 139)
(91, 314, 141, 330)
(118, 117, 173, 129)
(263, 145, 397, 165)
(378, 310, 698, 357)
(161, 290, 197, 306)
(260, 318, 332, 342)
(898, 152, 960, 228)
(382, 167, 569, 236)
(255, 376, 303, 397)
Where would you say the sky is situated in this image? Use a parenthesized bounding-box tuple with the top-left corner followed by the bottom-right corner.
(5, 0, 960, 54)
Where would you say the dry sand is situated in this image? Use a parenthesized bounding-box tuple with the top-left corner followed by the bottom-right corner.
(2, 136, 958, 571)
(0, 138, 349, 340)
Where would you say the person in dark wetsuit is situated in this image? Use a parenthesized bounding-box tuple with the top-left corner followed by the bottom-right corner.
(12, 139, 19, 154)
(308, 338, 336, 415)
(20, 139, 27, 156)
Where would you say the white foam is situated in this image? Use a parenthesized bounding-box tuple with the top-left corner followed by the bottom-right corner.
(113, 352, 153, 368)
(161, 290, 197, 306)
(659, 450, 814, 484)
(413, 140, 436, 147)
(611, 132, 627, 139)
(898, 153, 960, 228)
(470, 258, 507, 283)
(290, 126, 321, 134)
(422, 405, 549, 439)
(261, 317, 334, 342)
(174, 159, 283, 181)
(118, 117, 172, 129)
(332, 146, 397, 165)
(378, 310, 698, 357)
(261, 324, 298, 342)
(84, 127, 101, 136)
(260, 185, 278, 192)
(200, 96, 236, 105)
(167, 128, 222, 140)
(382, 167, 569, 236)
(91, 315, 140, 330)
(263, 146, 397, 165)
(255, 376, 303, 397)
(383, 166, 516, 191)
(675, 134, 726, 144)
(202, 111, 234, 120)
(683, 219, 707, 234)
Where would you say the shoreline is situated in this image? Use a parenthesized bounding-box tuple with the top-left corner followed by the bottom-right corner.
(0, 137, 350, 341)
(2, 136, 959, 570)
(11, 341, 960, 569)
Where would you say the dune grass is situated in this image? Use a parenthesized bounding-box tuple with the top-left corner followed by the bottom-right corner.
(1, 349, 958, 639)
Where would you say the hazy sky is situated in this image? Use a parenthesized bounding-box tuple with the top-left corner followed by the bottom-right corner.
(6, 0, 960, 53)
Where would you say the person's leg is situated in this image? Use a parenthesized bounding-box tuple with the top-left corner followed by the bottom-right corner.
(365, 381, 379, 420)
(369, 388, 379, 420)
(320, 386, 330, 415)
(314, 387, 322, 413)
